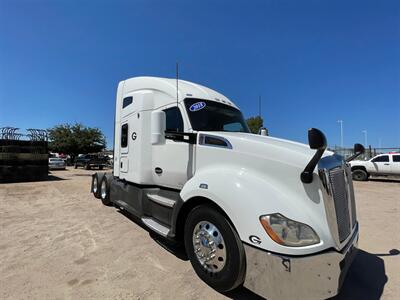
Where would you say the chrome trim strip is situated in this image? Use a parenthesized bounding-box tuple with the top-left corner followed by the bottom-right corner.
(147, 193, 175, 208)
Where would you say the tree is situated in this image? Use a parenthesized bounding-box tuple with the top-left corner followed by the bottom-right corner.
(246, 116, 264, 134)
(48, 123, 106, 158)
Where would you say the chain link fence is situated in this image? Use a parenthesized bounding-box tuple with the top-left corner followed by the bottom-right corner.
(332, 146, 400, 160)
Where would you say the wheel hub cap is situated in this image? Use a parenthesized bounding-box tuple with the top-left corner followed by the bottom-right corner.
(93, 177, 98, 193)
(192, 221, 226, 273)
(101, 181, 107, 199)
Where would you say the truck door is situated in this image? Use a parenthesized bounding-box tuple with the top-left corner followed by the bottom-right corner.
(152, 104, 193, 189)
(391, 154, 400, 175)
(370, 154, 391, 174)
(119, 122, 129, 173)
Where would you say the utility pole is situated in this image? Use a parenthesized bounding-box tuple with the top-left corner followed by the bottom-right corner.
(176, 62, 179, 107)
(337, 120, 343, 149)
(362, 130, 368, 147)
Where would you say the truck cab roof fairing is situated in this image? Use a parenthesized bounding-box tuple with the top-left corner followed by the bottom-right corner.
(120, 76, 239, 109)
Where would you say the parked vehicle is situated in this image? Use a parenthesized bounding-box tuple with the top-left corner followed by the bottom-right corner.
(91, 77, 362, 299)
(48, 158, 66, 170)
(350, 152, 400, 181)
(74, 154, 107, 170)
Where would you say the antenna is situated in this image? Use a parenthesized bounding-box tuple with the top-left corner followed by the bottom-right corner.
(258, 95, 264, 127)
(176, 62, 179, 107)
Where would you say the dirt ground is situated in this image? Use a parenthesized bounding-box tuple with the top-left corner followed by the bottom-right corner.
(0, 168, 399, 300)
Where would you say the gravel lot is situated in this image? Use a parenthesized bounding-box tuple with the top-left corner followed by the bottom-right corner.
(0, 168, 399, 300)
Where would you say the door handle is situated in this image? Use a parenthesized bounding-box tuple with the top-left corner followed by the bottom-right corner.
(384, 163, 390, 165)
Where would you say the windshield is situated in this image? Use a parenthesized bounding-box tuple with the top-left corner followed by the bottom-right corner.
(184, 99, 250, 133)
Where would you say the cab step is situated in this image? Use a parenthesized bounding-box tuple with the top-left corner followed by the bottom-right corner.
(141, 217, 170, 237)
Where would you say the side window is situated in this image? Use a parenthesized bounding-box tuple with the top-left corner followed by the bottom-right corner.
(223, 122, 243, 132)
(393, 155, 400, 162)
(372, 155, 389, 162)
(121, 124, 128, 147)
(122, 97, 133, 109)
(164, 107, 184, 132)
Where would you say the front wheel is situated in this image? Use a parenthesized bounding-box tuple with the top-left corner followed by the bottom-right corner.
(352, 169, 368, 181)
(184, 205, 246, 293)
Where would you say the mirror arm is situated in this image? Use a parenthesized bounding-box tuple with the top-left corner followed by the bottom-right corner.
(301, 148, 325, 184)
(346, 143, 365, 162)
(346, 152, 362, 162)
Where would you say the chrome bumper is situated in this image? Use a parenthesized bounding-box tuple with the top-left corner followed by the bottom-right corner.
(243, 224, 359, 300)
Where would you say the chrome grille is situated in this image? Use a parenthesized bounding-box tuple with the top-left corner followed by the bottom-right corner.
(346, 167, 357, 227)
(329, 167, 351, 242)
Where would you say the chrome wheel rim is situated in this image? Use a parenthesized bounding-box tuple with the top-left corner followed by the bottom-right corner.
(101, 180, 107, 199)
(192, 221, 226, 273)
(93, 177, 98, 193)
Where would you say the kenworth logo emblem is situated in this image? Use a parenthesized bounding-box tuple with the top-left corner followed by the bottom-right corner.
(189, 101, 206, 112)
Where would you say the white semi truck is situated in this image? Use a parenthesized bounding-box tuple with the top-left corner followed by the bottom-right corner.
(91, 76, 363, 299)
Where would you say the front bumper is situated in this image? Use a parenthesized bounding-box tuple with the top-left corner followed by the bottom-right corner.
(243, 223, 359, 300)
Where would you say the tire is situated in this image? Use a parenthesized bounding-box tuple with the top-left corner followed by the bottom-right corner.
(100, 177, 112, 206)
(184, 205, 246, 293)
(74, 164, 78, 169)
(99, 166, 104, 170)
(85, 164, 91, 170)
(352, 169, 368, 181)
(92, 174, 101, 198)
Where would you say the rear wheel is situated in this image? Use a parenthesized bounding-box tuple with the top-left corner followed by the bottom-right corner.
(85, 164, 91, 170)
(92, 174, 101, 198)
(99, 166, 104, 170)
(74, 164, 78, 169)
(184, 205, 246, 293)
(352, 169, 368, 181)
(100, 177, 112, 206)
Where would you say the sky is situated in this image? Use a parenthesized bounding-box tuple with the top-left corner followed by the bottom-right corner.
(1, 0, 399, 149)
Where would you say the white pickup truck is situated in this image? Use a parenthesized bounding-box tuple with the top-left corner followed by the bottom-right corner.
(91, 77, 363, 299)
(350, 153, 400, 181)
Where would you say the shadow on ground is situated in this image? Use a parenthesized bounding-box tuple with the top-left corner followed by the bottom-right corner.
(47, 175, 67, 181)
(73, 173, 94, 176)
(332, 249, 391, 300)
(117, 208, 263, 299)
(369, 177, 400, 183)
(116, 208, 393, 300)
(150, 231, 264, 299)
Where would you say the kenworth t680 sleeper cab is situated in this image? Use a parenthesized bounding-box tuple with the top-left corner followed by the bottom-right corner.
(91, 77, 363, 299)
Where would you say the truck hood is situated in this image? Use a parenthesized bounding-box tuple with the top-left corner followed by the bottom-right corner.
(188, 131, 339, 255)
(201, 131, 333, 170)
(349, 160, 369, 166)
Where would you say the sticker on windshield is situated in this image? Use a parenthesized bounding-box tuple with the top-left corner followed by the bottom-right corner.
(189, 101, 206, 112)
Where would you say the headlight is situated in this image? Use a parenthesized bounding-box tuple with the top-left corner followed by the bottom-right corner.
(260, 213, 320, 247)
